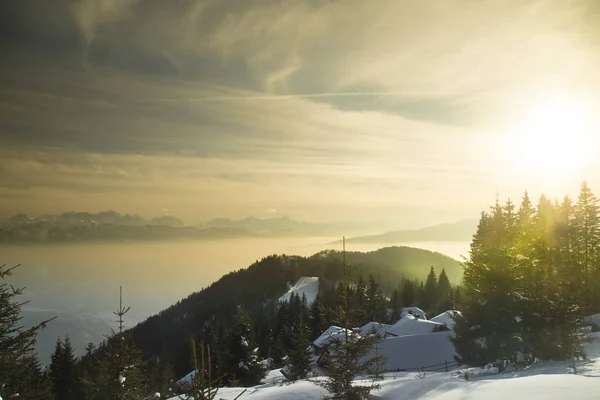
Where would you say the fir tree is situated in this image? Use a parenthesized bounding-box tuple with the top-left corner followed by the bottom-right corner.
(86, 287, 148, 400)
(49, 336, 81, 400)
(0, 263, 55, 400)
(423, 267, 438, 314)
(436, 268, 452, 313)
(400, 279, 415, 307)
(574, 181, 600, 311)
(285, 314, 313, 381)
(452, 203, 524, 368)
(313, 238, 383, 399)
(219, 310, 266, 387)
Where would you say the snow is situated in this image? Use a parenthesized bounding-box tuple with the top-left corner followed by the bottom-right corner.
(278, 277, 320, 305)
(364, 331, 457, 372)
(359, 322, 392, 337)
(386, 314, 444, 337)
(400, 306, 427, 319)
(312, 326, 355, 349)
(430, 310, 462, 329)
(584, 313, 600, 327)
(172, 332, 600, 400)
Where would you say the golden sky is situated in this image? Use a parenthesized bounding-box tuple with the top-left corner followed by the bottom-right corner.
(1, 0, 599, 225)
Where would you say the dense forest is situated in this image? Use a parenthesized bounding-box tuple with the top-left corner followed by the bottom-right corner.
(1, 181, 598, 399)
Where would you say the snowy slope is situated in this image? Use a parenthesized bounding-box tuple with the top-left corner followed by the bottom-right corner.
(278, 277, 319, 304)
(387, 314, 444, 337)
(171, 332, 600, 400)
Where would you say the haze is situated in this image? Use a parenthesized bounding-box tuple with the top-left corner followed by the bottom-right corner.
(2, 0, 600, 226)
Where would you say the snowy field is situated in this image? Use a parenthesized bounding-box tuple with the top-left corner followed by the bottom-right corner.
(171, 332, 600, 400)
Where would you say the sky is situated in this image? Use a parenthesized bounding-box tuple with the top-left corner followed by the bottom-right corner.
(1, 0, 600, 226)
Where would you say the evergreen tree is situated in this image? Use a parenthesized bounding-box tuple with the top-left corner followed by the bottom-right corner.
(285, 315, 313, 381)
(309, 296, 327, 341)
(400, 279, 415, 307)
(86, 287, 148, 400)
(219, 310, 266, 387)
(436, 269, 452, 312)
(452, 203, 524, 368)
(388, 288, 401, 323)
(0, 263, 54, 400)
(365, 275, 385, 323)
(313, 239, 383, 399)
(574, 181, 600, 311)
(423, 267, 438, 314)
(49, 336, 81, 400)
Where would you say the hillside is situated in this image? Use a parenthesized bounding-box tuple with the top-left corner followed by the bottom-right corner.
(338, 219, 478, 244)
(129, 246, 462, 377)
(313, 246, 463, 284)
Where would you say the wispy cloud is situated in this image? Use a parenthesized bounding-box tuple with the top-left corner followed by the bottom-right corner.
(1, 0, 599, 223)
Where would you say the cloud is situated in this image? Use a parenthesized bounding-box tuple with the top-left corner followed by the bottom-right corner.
(2, 0, 600, 223)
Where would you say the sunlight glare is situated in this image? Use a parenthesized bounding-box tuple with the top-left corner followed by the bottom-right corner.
(512, 95, 594, 175)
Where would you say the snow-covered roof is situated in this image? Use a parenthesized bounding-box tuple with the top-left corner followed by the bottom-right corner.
(177, 370, 195, 386)
(400, 306, 427, 319)
(584, 313, 600, 327)
(430, 310, 462, 329)
(359, 322, 392, 337)
(278, 277, 319, 305)
(362, 331, 457, 372)
(312, 326, 357, 348)
(387, 314, 444, 337)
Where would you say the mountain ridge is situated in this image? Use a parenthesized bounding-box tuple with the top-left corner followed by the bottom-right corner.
(334, 219, 478, 244)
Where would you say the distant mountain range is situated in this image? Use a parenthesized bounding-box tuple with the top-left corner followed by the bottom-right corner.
(334, 219, 478, 244)
(0, 211, 475, 244)
(201, 215, 389, 236)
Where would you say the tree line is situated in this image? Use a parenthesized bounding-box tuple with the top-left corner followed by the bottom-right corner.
(453, 182, 599, 370)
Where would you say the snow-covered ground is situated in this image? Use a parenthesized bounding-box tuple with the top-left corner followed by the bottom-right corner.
(171, 332, 600, 400)
(278, 277, 319, 304)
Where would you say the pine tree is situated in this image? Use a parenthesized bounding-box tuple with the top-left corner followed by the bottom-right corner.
(574, 181, 600, 312)
(452, 203, 524, 369)
(365, 275, 385, 323)
(436, 269, 452, 313)
(285, 314, 313, 381)
(400, 279, 415, 307)
(86, 287, 148, 400)
(388, 288, 401, 323)
(309, 296, 327, 341)
(423, 267, 438, 314)
(219, 310, 266, 387)
(313, 238, 383, 399)
(49, 336, 81, 400)
(0, 263, 55, 400)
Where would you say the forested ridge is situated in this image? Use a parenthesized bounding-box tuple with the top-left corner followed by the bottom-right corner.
(129, 246, 462, 377)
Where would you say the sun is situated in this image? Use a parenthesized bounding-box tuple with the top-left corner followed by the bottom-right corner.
(512, 95, 594, 174)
